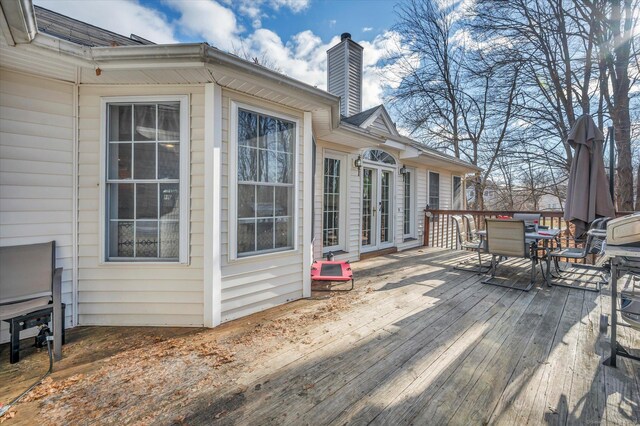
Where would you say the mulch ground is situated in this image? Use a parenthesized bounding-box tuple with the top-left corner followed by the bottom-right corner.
(0, 278, 376, 425)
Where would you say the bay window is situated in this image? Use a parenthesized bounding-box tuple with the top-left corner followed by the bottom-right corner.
(235, 108, 296, 257)
(104, 97, 188, 262)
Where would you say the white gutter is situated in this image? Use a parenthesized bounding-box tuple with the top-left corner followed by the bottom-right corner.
(72, 67, 79, 327)
(26, 32, 342, 128)
(0, 0, 36, 44)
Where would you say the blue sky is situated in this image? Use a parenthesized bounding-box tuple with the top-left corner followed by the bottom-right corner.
(34, 0, 404, 108)
(135, 0, 399, 44)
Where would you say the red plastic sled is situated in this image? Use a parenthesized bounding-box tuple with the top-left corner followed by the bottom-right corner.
(311, 260, 354, 291)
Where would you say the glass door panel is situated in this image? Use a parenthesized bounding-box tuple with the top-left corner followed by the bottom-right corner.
(362, 168, 374, 247)
(380, 170, 391, 244)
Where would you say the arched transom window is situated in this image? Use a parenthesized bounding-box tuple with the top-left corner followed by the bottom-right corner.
(363, 149, 396, 165)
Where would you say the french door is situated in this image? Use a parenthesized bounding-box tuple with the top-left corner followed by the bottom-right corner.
(362, 167, 394, 252)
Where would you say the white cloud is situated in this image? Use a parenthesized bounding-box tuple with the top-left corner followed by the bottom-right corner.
(164, 0, 241, 50)
(270, 0, 310, 12)
(36, 0, 404, 113)
(329, 19, 337, 28)
(236, 0, 309, 28)
(362, 27, 373, 32)
(34, 0, 178, 44)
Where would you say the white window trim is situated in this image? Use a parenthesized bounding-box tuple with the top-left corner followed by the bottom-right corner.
(99, 95, 190, 265)
(452, 175, 463, 210)
(403, 167, 416, 238)
(228, 100, 300, 262)
(322, 149, 348, 253)
(428, 170, 441, 210)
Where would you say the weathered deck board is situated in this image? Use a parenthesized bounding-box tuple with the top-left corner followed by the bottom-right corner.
(1, 248, 637, 425)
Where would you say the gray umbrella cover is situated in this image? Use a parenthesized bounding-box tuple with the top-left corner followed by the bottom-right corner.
(563, 115, 615, 237)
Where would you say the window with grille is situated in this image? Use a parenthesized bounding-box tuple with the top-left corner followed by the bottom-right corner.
(236, 109, 295, 257)
(429, 171, 440, 210)
(453, 176, 462, 209)
(323, 157, 341, 248)
(105, 99, 186, 261)
(403, 171, 412, 236)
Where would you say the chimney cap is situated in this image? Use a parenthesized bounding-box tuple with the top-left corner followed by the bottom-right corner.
(341, 32, 351, 41)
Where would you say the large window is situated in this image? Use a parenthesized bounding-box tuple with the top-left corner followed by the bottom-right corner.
(453, 176, 463, 209)
(105, 98, 187, 262)
(323, 157, 341, 249)
(428, 171, 440, 209)
(236, 108, 295, 257)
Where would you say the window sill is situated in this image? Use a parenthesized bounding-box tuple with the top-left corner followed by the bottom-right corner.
(230, 247, 300, 263)
(403, 237, 418, 243)
(99, 260, 190, 267)
(322, 249, 348, 256)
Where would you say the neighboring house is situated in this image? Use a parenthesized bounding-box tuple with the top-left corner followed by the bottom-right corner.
(0, 2, 479, 341)
(538, 193, 564, 211)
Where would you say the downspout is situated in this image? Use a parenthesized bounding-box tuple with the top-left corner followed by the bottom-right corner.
(72, 67, 79, 327)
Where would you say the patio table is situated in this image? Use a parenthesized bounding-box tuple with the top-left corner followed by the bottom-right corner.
(476, 228, 561, 246)
(476, 228, 562, 286)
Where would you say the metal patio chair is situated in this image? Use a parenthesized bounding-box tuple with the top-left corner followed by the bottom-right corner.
(482, 219, 546, 292)
(0, 241, 65, 363)
(451, 215, 489, 273)
(545, 217, 612, 292)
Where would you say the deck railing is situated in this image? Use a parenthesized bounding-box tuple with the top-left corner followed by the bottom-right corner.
(423, 209, 633, 263)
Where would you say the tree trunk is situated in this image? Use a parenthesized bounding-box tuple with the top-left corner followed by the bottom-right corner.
(609, 0, 634, 211)
(635, 163, 640, 211)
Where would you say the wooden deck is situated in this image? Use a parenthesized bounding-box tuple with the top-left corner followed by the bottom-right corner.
(1, 248, 638, 425)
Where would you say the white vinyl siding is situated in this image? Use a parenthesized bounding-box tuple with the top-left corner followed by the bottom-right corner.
(326, 38, 363, 117)
(77, 86, 204, 327)
(439, 173, 452, 209)
(221, 91, 305, 322)
(370, 115, 392, 135)
(0, 69, 74, 342)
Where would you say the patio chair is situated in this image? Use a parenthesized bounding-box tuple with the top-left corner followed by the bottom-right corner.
(545, 217, 612, 292)
(482, 219, 544, 292)
(451, 215, 489, 273)
(0, 241, 65, 363)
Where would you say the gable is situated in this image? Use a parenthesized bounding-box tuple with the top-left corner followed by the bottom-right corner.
(360, 106, 399, 137)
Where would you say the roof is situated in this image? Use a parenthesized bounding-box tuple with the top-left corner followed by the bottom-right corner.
(340, 104, 481, 173)
(410, 142, 482, 172)
(34, 5, 154, 47)
(341, 105, 381, 127)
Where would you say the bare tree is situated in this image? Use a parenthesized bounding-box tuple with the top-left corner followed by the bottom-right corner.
(583, 0, 638, 210)
(390, 0, 465, 158)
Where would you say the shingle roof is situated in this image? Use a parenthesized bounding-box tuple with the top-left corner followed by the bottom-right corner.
(340, 105, 381, 127)
(34, 6, 154, 47)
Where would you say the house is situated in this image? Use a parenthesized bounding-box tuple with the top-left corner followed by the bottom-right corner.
(0, 2, 480, 342)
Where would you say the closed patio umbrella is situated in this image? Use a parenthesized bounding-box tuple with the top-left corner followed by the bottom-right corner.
(564, 114, 615, 238)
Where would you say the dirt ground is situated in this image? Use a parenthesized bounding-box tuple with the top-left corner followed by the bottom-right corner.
(0, 255, 397, 425)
